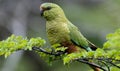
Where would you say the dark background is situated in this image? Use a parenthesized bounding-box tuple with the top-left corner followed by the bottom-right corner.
(0, 0, 119, 71)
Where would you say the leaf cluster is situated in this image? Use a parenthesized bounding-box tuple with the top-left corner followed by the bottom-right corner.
(63, 29, 120, 70)
(0, 29, 120, 71)
(0, 35, 45, 58)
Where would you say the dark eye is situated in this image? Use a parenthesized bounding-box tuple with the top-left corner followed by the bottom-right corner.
(46, 6, 51, 10)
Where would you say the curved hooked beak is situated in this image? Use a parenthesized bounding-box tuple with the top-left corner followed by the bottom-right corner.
(40, 7, 44, 16)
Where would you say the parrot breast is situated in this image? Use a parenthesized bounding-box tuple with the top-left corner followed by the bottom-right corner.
(46, 21, 70, 44)
(46, 20, 82, 53)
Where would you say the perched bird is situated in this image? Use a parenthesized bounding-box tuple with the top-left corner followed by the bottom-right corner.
(40, 2, 99, 71)
(40, 3, 97, 53)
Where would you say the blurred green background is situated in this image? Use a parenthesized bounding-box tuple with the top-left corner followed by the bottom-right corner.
(0, 0, 119, 71)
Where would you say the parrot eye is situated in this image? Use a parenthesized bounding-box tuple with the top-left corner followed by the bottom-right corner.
(46, 6, 52, 10)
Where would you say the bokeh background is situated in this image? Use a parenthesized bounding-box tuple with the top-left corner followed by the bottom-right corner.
(0, 0, 119, 71)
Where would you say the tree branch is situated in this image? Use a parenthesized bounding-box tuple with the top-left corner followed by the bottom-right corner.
(97, 58, 120, 69)
(32, 47, 120, 71)
(76, 59, 107, 71)
(109, 61, 120, 68)
(32, 47, 65, 56)
(101, 61, 110, 71)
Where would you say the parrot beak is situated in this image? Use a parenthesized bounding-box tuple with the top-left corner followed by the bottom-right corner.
(40, 10, 44, 16)
(40, 6, 52, 16)
(40, 6, 44, 16)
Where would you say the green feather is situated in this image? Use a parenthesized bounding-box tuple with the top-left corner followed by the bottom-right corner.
(67, 22, 92, 51)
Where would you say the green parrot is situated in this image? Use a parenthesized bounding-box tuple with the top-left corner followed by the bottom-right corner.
(40, 3, 97, 53)
(40, 3, 99, 71)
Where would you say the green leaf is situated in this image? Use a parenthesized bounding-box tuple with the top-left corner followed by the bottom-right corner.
(103, 29, 120, 49)
(0, 34, 46, 57)
(94, 48, 105, 58)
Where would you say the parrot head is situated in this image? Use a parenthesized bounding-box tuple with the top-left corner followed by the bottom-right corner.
(40, 3, 66, 21)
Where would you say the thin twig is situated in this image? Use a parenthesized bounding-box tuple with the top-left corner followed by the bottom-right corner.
(32, 47, 64, 56)
(98, 58, 120, 69)
(82, 57, 120, 62)
(101, 61, 110, 71)
(76, 59, 107, 71)
(109, 61, 120, 68)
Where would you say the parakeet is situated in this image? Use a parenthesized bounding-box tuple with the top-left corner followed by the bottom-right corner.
(40, 2, 99, 71)
(40, 3, 97, 53)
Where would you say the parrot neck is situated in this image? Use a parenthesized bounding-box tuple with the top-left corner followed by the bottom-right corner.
(46, 13, 68, 22)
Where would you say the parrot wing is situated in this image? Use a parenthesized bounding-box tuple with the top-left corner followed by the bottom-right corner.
(67, 22, 97, 51)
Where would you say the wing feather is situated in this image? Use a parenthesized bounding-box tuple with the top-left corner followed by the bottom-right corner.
(67, 22, 96, 51)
